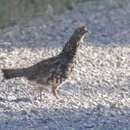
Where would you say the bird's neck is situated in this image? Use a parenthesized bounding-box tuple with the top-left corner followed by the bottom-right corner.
(61, 35, 82, 61)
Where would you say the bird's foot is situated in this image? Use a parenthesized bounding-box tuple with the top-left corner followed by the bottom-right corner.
(54, 94, 60, 100)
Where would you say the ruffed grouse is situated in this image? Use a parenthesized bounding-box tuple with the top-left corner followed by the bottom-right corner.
(2, 26, 88, 99)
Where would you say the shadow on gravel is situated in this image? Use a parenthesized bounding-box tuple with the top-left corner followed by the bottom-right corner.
(0, 106, 130, 130)
(0, 97, 31, 103)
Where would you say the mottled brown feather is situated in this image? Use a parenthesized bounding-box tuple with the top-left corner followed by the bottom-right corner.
(2, 26, 88, 99)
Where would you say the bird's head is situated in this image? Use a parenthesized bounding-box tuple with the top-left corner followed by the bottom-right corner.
(73, 25, 88, 42)
(69, 25, 88, 50)
(62, 25, 88, 55)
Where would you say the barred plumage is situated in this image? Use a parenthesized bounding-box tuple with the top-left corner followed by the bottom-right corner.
(2, 26, 88, 100)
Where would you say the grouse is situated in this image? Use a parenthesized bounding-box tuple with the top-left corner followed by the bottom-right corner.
(2, 26, 88, 99)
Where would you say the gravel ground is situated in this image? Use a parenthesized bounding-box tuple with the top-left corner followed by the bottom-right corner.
(0, 1, 130, 130)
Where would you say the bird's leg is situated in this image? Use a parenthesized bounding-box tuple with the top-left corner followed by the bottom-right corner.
(35, 88, 42, 101)
(38, 89, 42, 101)
(52, 86, 59, 99)
(37, 86, 46, 101)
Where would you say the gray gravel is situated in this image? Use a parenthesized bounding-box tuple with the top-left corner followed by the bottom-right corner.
(0, 1, 130, 130)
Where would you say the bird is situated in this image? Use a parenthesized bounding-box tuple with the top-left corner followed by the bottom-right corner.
(2, 26, 88, 100)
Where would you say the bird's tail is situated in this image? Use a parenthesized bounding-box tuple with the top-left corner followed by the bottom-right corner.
(2, 68, 28, 79)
